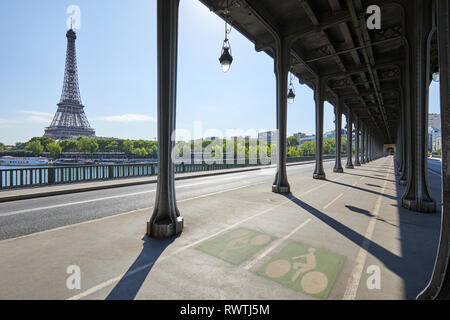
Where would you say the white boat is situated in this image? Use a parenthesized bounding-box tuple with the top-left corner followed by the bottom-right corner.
(0, 156, 49, 166)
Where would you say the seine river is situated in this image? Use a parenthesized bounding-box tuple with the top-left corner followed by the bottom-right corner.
(0, 166, 47, 170)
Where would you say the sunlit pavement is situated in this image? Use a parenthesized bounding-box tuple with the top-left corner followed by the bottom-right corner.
(0, 156, 441, 300)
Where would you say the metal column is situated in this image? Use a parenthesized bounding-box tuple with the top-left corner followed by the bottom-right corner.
(334, 100, 344, 173)
(147, 0, 183, 238)
(272, 37, 291, 193)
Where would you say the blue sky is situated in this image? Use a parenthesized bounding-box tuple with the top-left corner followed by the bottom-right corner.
(0, 0, 441, 145)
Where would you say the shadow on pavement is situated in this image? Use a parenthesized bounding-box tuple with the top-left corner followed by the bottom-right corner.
(283, 158, 441, 299)
(106, 235, 177, 300)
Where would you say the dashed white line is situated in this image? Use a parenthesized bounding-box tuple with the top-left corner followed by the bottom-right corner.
(323, 193, 344, 210)
(342, 161, 392, 300)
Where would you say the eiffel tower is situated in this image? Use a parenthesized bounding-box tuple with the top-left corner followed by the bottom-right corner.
(44, 27, 95, 141)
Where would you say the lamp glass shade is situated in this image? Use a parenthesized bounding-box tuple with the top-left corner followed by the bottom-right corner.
(219, 47, 233, 73)
(287, 89, 296, 104)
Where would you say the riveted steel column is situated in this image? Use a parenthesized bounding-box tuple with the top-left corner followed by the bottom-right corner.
(402, 0, 436, 213)
(399, 64, 409, 185)
(334, 100, 344, 173)
(272, 36, 291, 193)
(365, 126, 370, 163)
(361, 123, 366, 164)
(147, 0, 183, 238)
(313, 78, 326, 180)
(354, 118, 361, 166)
(346, 111, 354, 169)
(418, 0, 450, 300)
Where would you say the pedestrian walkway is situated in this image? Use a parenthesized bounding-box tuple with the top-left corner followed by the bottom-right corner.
(0, 157, 441, 300)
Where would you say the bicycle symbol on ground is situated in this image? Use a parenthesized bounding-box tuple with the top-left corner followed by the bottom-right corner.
(265, 248, 329, 295)
(219, 229, 271, 257)
(198, 228, 275, 265)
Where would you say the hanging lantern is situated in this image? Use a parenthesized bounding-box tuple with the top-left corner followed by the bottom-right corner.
(219, 4, 233, 73)
(287, 70, 296, 104)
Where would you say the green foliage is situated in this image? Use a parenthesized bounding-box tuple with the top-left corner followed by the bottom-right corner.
(47, 142, 62, 159)
(287, 136, 300, 148)
(298, 141, 315, 156)
(323, 138, 335, 155)
(0, 142, 5, 152)
(58, 140, 77, 152)
(76, 137, 99, 154)
(29, 137, 55, 151)
(436, 149, 442, 156)
(25, 140, 44, 156)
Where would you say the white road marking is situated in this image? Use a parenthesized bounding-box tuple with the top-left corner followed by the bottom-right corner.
(323, 193, 344, 210)
(0, 173, 259, 218)
(242, 219, 312, 270)
(429, 170, 442, 177)
(0, 190, 155, 218)
(342, 161, 391, 300)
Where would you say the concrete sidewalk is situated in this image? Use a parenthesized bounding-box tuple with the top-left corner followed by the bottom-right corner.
(0, 159, 334, 203)
(0, 157, 441, 300)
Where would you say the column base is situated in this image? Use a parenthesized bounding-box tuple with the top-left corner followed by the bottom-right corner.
(333, 167, 344, 173)
(272, 185, 290, 193)
(354, 162, 361, 166)
(346, 164, 354, 169)
(147, 217, 184, 238)
(402, 199, 437, 213)
(313, 173, 326, 180)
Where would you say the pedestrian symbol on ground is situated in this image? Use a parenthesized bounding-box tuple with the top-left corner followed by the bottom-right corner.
(258, 242, 345, 299)
(198, 228, 275, 265)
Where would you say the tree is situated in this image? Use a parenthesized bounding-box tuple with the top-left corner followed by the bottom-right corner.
(47, 142, 62, 159)
(76, 137, 98, 154)
(0, 142, 5, 152)
(25, 140, 44, 156)
(287, 147, 299, 157)
(323, 138, 335, 155)
(133, 147, 148, 158)
(287, 136, 300, 148)
(29, 137, 55, 151)
(122, 140, 134, 156)
(59, 140, 77, 152)
(299, 141, 315, 156)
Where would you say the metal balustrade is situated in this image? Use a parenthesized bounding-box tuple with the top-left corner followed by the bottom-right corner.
(0, 156, 335, 190)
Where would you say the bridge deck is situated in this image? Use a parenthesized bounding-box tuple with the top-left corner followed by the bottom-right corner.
(0, 157, 441, 300)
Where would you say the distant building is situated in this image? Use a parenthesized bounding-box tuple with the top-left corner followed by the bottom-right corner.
(428, 126, 441, 152)
(258, 131, 277, 145)
(299, 135, 316, 146)
(293, 132, 306, 140)
(429, 113, 441, 129)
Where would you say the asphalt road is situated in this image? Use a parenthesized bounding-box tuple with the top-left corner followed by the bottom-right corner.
(0, 160, 343, 240)
(0, 158, 441, 241)
(428, 158, 442, 176)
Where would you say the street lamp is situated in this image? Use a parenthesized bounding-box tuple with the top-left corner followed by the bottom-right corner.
(219, 6, 233, 73)
(287, 70, 296, 104)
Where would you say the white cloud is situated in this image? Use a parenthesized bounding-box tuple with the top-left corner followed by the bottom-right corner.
(20, 110, 54, 117)
(18, 110, 54, 124)
(98, 114, 156, 123)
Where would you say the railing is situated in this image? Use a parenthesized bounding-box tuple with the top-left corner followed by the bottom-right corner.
(0, 155, 336, 190)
